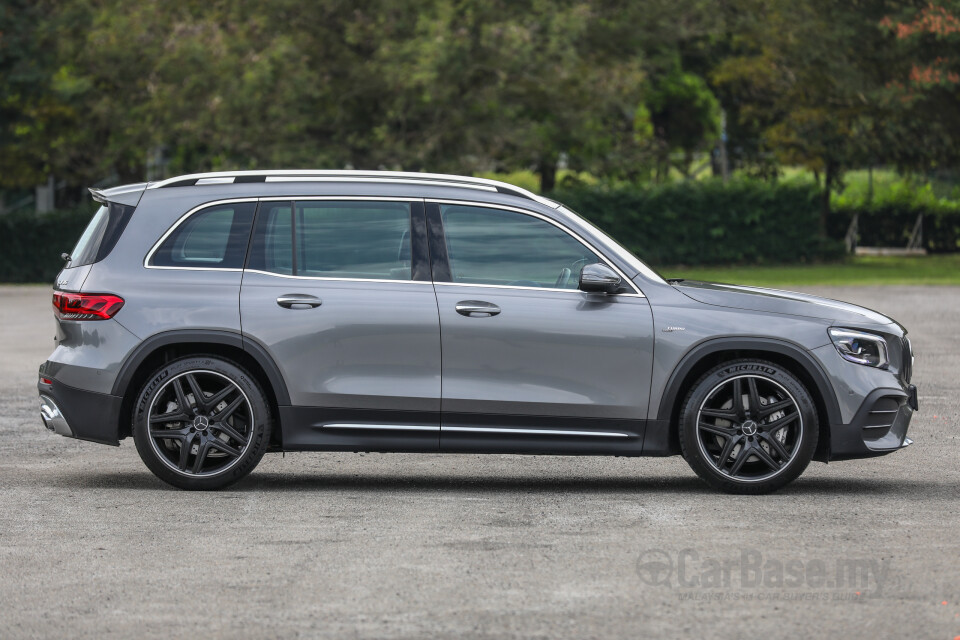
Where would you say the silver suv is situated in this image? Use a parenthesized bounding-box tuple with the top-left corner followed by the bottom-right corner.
(38, 171, 917, 493)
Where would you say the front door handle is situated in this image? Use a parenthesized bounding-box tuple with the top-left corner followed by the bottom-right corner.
(455, 300, 501, 317)
(277, 294, 322, 309)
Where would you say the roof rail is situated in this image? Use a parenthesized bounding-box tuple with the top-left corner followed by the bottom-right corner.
(146, 170, 559, 208)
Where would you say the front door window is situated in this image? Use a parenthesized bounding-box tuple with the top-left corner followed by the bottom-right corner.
(440, 204, 600, 289)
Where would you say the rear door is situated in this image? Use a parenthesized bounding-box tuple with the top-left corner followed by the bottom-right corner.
(239, 198, 441, 451)
(429, 201, 655, 454)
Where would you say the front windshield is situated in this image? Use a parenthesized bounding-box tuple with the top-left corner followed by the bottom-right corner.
(557, 205, 667, 284)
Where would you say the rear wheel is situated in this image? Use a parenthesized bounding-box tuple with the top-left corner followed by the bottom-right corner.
(133, 356, 271, 490)
(678, 359, 818, 494)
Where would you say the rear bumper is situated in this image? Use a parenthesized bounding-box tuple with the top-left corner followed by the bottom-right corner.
(37, 364, 123, 446)
(828, 385, 917, 461)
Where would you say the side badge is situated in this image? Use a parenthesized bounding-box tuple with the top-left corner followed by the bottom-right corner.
(661, 326, 685, 333)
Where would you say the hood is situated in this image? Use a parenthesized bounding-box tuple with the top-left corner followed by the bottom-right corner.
(671, 280, 895, 326)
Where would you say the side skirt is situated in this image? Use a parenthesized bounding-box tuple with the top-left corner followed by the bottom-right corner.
(278, 407, 648, 456)
(279, 407, 440, 452)
(441, 412, 645, 455)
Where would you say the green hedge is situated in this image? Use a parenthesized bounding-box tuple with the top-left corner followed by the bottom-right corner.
(551, 180, 843, 267)
(4, 180, 956, 283)
(0, 207, 94, 283)
(829, 207, 960, 253)
(829, 181, 960, 252)
(828, 207, 960, 252)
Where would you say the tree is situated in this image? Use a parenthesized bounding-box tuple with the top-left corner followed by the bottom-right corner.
(712, 0, 900, 235)
(0, 0, 65, 188)
(645, 64, 722, 181)
(878, 1, 960, 172)
(371, 0, 653, 191)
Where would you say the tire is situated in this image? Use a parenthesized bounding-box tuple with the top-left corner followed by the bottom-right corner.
(133, 355, 272, 490)
(678, 359, 818, 495)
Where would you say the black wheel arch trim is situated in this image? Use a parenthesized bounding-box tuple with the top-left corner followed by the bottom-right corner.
(111, 329, 291, 405)
(655, 336, 842, 427)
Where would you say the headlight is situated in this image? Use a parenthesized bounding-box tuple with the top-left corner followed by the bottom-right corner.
(828, 328, 889, 368)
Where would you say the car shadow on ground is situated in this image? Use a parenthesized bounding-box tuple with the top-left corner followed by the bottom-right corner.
(43, 469, 950, 497)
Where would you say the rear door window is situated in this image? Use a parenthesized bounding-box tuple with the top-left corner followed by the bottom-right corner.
(247, 201, 412, 281)
(246, 202, 294, 275)
(150, 202, 257, 269)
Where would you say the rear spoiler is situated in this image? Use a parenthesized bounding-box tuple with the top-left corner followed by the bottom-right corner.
(88, 188, 107, 204)
(88, 182, 148, 207)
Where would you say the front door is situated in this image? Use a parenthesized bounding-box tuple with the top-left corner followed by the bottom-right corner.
(240, 198, 441, 451)
(428, 202, 655, 454)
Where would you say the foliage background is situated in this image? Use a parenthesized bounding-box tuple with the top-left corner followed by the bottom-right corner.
(1, 0, 959, 280)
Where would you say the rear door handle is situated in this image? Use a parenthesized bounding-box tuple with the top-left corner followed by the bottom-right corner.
(277, 294, 322, 309)
(455, 300, 501, 317)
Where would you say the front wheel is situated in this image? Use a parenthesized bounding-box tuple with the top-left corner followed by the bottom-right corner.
(678, 359, 818, 494)
(133, 356, 272, 490)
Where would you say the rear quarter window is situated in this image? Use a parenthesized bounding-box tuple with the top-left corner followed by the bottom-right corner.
(150, 202, 257, 269)
(69, 201, 136, 267)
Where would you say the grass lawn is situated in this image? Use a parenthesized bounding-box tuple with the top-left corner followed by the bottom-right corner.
(658, 254, 960, 287)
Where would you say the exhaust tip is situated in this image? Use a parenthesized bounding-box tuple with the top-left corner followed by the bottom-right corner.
(39, 395, 73, 437)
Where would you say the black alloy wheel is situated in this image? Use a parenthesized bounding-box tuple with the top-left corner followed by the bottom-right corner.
(679, 359, 818, 494)
(133, 356, 271, 490)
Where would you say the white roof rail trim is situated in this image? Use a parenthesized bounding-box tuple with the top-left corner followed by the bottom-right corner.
(195, 177, 235, 185)
(263, 176, 497, 191)
(146, 170, 560, 208)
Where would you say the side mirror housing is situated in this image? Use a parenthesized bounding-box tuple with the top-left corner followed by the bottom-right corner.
(579, 263, 622, 294)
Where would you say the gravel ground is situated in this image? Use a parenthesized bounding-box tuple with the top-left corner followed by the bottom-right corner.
(0, 284, 957, 639)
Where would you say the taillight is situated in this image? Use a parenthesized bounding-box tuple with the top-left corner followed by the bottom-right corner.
(53, 292, 124, 320)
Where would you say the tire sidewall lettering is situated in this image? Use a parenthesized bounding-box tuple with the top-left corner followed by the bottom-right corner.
(716, 363, 778, 379)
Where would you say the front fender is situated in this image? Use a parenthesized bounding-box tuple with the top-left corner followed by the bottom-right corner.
(644, 336, 842, 459)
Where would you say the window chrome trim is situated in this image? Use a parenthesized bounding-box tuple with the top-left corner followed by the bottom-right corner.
(143, 195, 644, 297)
(145, 196, 423, 272)
(442, 426, 630, 438)
(433, 281, 642, 297)
(428, 198, 642, 296)
(244, 269, 425, 285)
(144, 198, 259, 270)
(147, 266, 245, 272)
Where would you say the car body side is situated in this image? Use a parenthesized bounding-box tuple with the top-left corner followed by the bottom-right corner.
(38, 179, 915, 463)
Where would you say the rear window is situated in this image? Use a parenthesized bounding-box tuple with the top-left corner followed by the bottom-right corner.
(150, 202, 257, 269)
(69, 201, 136, 267)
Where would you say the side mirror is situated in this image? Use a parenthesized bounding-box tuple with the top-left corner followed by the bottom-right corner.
(579, 263, 622, 294)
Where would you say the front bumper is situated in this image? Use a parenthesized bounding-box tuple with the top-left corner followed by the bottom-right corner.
(828, 384, 917, 461)
(37, 364, 123, 446)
